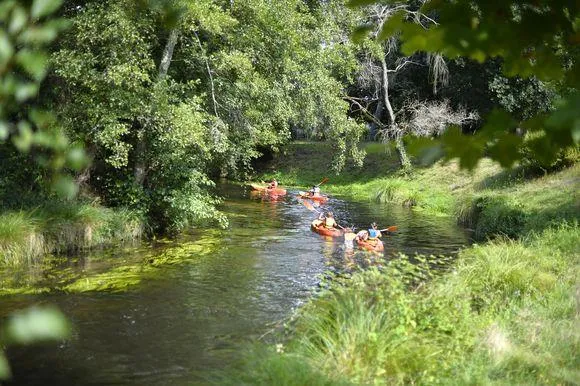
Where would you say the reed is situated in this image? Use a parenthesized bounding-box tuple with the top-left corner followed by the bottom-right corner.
(0, 203, 144, 266)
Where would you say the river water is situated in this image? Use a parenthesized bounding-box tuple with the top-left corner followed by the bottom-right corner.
(0, 184, 469, 385)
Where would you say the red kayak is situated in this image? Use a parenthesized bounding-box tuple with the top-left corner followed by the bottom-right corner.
(250, 183, 287, 196)
(298, 191, 329, 202)
(311, 219, 343, 237)
(357, 239, 384, 252)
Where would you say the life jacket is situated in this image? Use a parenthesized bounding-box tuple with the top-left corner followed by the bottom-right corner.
(344, 232, 356, 241)
(368, 229, 381, 246)
(324, 217, 336, 229)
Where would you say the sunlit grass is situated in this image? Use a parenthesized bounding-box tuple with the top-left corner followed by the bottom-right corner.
(0, 203, 143, 266)
(240, 143, 580, 384)
(0, 212, 45, 265)
(227, 223, 578, 385)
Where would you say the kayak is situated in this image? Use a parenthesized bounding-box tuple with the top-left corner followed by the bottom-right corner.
(298, 191, 329, 202)
(311, 219, 343, 237)
(357, 239, 384, 252)
(249, 183, 287, 196)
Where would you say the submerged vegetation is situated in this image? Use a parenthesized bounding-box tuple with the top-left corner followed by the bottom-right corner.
(0, 231, 221, 295)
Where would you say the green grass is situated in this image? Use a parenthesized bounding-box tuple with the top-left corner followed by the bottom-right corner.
(0, 203, 143, 266)
(235, 142, 580, 384)
(0, 212, 45, 265)
(258, 142, 580, 239)
(228, 223, 579, 385)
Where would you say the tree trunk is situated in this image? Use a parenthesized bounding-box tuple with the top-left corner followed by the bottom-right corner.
(194, 31, 219, 117)
(369, 97, 383, 140)
(380, 55, 411, 170)
(134, 28, 179, 185)
(158, 29, 178, 79)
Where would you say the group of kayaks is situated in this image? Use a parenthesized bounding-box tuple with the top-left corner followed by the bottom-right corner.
(250, 181, 392, 253)
(310, 219, 385, 253)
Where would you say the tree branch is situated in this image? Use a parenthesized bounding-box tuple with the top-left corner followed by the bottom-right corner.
(343, 96, 385, 129)
(194, 31, 219, 118)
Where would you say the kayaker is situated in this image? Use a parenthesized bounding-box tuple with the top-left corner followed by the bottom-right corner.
(267, 179, 278, 189)
(343, 227, 356, 252)
(309, 185, 321, 197)
(367, 222, 382, 246)
(355, 229, 369, 242)
(318, 211, 338, 229)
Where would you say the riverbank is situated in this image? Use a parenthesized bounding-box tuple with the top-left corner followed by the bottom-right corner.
(258, 142, 579, 240)
(232, 142, 580, 384)
(0, 202, 143, 266)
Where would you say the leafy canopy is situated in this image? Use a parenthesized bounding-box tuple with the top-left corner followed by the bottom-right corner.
(349, 0, 580, 169)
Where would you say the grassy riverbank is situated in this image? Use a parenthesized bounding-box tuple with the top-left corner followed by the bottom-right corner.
(258, 142, 579, 240)
(231, 142, 580, 384)
(0, 202, 143, 266)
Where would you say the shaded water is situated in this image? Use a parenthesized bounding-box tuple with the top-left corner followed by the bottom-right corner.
(0, 184, 469, 385)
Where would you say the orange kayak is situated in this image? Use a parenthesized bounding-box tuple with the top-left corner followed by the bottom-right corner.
(311, 219, 343, 237)
(249, 183, 287, 196)
(357, 239, 384, 252)
(298, 191, 329, 202)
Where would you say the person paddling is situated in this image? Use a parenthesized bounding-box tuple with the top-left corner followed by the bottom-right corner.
(367, 222, 382, 246)
(267, 179, 278, 189)
(309, 185, 321, 197)
(355, 229, 369, 243)
(318, 211, 338, 229)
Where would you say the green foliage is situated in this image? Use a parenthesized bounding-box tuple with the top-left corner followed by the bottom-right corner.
(0, 0, 87, 197)
(355, 0, 580, 169)
(41, 0, 368, 231)
(0, 305, 70, 380)
(220, 347, 349, 386)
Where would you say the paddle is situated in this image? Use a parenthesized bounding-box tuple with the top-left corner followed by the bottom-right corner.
(316, 177, 329, 187)
(302, 199, 321, 213)
(379, 226, 398, 232)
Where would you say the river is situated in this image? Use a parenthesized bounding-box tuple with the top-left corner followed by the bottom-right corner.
(0, 184, 469, 385)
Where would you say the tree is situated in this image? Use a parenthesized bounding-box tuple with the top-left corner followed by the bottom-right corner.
(0, 0, 87, 201)
(346, 2, 450, 171)
(349, 0, 579, 169)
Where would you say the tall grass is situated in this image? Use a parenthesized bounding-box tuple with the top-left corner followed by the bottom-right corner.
(455, 163, 579, 240)
(0, 203, 143, 265)
(0, 212, 46, 265)
(226, 223, 578, 384)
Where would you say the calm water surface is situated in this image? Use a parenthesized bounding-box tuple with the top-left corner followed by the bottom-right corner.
(0, 184, 469, 385)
